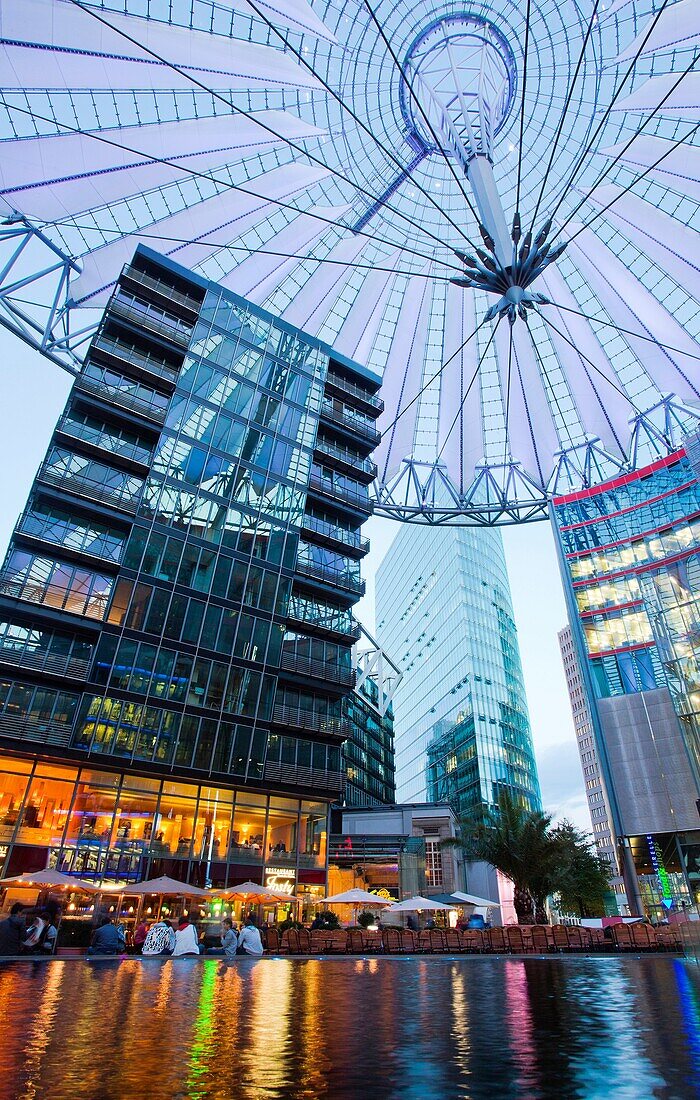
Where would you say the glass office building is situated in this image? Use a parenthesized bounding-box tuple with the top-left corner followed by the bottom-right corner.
(375, 524, 541, 820)
(0, 246, 380, 890)
(342, 677, 395, 807)
(552, 448, 700, 915)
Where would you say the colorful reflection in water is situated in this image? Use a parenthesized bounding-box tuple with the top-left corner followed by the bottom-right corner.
(0, 957, 699, 1099)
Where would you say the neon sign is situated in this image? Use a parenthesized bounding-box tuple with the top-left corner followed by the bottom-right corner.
(647, 835, 674, 908)
(265, 866, 296, 895)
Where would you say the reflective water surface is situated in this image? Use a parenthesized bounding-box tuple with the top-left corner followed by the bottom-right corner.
(1, 956, 699, 1099)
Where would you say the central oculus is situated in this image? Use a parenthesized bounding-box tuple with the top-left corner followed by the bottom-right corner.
(400, 14, 517, 162)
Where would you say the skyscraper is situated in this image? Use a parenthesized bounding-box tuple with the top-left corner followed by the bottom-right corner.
(552, 447, 700, 915)
(0, 246, 380, 900)
(375, 524, 541, 820)
(558, 625, 627, 912)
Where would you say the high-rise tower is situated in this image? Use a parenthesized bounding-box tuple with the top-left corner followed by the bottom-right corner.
(375, 524, 541, 819)
(0, 246, 380, 899)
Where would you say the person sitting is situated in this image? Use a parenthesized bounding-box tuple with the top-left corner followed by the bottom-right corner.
(207, 917, 238, 958)
(0, 903, 26, 956)
(41, 914, 58, 955)
(237, 916, 264, 956)
(172, 917, 201, 957)
(22, 911, 48, 954)
(87, 916, 124, 956)
(133, 919, 149, 955)
(141, 919, 175, 957)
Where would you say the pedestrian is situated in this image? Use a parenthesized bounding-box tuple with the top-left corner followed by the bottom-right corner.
(87, 916, 123, 956)
(0, 903, 26, 956)
(207, 917, 238, 958)
(406, 913, 419, 932)
(172, 916, 200, 957)
(133, 919, 149, 954)
(141, 918, 175, 957)
(237, 915, 264, 956)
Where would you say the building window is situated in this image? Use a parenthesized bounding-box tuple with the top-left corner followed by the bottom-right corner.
(425, 839, 443, 888)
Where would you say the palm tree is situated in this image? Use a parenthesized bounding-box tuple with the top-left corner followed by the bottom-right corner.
(446, 791, 559, 924)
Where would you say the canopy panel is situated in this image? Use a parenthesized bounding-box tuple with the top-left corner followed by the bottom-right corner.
(1, 0, 700, 523)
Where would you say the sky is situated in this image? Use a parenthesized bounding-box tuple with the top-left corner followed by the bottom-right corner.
(0, 328, 591, 832)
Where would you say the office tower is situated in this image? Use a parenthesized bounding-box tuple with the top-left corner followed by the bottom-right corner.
(342, 676, 395, 807)
(375, 524, 541, 820)
(558, 625, 627, 913)
(0, 246, 380, 898)
(552, 448, 700, 915)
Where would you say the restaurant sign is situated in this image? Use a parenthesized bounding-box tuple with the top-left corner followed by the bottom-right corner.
(265, 866, 296, 895)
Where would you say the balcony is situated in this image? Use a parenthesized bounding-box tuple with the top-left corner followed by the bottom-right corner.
(308, 472, 373, 515)
(287, 603, 362, 642)
(75, 375, 168, 425)
(92, 336, 180, 387)
(280, 649, 356, 687)
(110, 295, 192, 348)
(0, 644, 91, 680)
(314, 437, 377, 483)
(121, 264, 203, 318)
(0, 712, 74, 748)
(325, 371, 384, 414)
(272, 703, 351, 739)
(321, 400, 381, 446)
(301, 514, 369, 558)
(37, 466, 142, 516)
(55, 416, 153, 471)
(0, 578, 110, 621)
(296, 558, 365, 597)
(263, 759, 344, 795)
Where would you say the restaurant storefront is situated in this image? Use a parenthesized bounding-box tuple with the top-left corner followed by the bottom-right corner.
(0, 750, 329, 901)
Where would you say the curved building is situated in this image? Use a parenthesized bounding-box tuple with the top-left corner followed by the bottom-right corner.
(375, 524, 541, 819)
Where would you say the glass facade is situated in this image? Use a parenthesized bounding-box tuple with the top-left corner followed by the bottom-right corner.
(0, 754, 327, 889)
(0, 246, 380, 885)
(375, 524, 541, 820)
(552, 449, 700, 916)
(342, 677, 395, 807)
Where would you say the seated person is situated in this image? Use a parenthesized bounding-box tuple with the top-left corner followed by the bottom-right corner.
(207, 918, 238, 958)
(172, 917, 201, 957)
(141, 919, 176, 956)
(237, 916, 264, 956)
(87, 916, 124, 956)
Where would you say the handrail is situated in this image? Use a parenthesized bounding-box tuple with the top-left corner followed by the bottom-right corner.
(272, 703, 351, 737)
(37, 466, 142, 515)
(111, 296, 192, 346)
(321, 400, 381, 444)
(93, 336, 179, 384)
(56, 416, 152, 468)
(326, 371, 384, 412)
(301, 514, 369, 554)
(0, 645, 91, 679)
(75, 375, 168, 424)
(122, 265, 203, 313)
(308, 473, 373, 513)
(280, 649, 356, 685)
(296, 558, 365, 595)
(314, 437, 377, 477)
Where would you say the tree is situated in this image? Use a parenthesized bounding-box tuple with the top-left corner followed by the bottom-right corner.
(549, 820, 611, 918)
(445, 791, 560, 924)
(444, 795, 611, 924)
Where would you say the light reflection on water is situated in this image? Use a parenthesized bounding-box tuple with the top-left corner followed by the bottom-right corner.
(0, 957, 699, 1099)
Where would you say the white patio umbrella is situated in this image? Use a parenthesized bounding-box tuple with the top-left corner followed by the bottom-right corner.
(321, 887, 391, 926)
(122, 875, 210, 897)
(387, 896, 454, 912)
(322, 888, 390, 906)
(0, 869, 100, 892)
(451, 891, 501, 908)
(223, 881, 300, 903)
